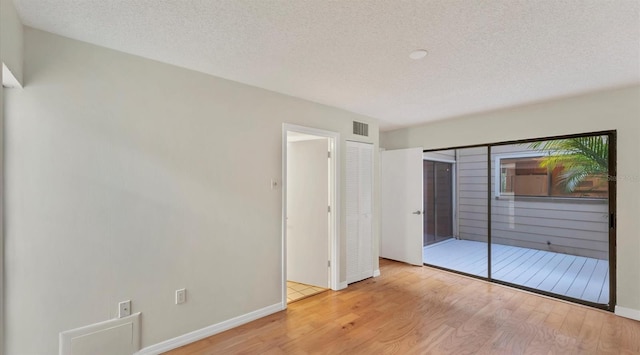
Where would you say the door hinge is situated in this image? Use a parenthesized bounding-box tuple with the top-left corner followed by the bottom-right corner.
(328, 151, 331, 158)
(328, 205, 331, 213)
(328, 260, 331, 267)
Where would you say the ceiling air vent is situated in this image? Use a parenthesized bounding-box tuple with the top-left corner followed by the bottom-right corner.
(353, 121, 369, 137)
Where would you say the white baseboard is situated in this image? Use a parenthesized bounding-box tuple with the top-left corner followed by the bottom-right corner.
(136, 303, 283, 355)
(373, 269, 381, 277)
(615, 306, 640, 321)
(338, 281, 348, 290)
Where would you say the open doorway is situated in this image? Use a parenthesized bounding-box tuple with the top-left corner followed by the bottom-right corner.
(282, 124, 339, 306)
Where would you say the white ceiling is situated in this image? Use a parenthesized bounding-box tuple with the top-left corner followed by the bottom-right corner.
(12, 0, 640, 130)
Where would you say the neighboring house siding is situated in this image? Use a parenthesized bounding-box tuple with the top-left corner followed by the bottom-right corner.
(423, 150, 455, 161)
(457, 147, 489, 244)
(456, 145, 609, 260)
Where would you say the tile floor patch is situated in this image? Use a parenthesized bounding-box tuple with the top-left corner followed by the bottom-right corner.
(287, 281, 328, 303)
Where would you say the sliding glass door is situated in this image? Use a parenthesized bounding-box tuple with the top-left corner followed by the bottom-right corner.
(490, 135, 611, 304)
(421, 132, 615, 310)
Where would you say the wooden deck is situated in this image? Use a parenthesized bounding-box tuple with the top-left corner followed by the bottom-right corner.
(424, 239, 609, 304)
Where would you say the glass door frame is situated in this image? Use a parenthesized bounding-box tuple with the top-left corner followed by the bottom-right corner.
(422, 130, 617, 312)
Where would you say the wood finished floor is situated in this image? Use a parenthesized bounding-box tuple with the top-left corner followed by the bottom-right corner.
(166, 258, 640, 354)
(424, 239, 609, 304)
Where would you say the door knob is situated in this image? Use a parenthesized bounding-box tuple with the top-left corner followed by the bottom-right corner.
(412, 210, 422, 215)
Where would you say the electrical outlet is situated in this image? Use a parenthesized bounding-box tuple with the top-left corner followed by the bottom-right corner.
(118, 300, 131, 318)
(175, 288, 186, 304)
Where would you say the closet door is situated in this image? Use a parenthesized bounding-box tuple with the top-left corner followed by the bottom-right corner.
(346, 141, 374, 284)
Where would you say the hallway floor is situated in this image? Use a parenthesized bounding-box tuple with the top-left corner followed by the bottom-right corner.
(287, 281, 327, 303)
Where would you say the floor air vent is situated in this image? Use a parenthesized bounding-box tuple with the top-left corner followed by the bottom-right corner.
(60, 313, 140, 355)
(353, 121, 369, 137)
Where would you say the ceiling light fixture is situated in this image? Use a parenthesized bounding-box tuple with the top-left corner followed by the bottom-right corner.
(409, 49, 428, 60)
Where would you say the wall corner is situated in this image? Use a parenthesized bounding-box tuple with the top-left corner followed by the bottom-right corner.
(1, 0, 24, 86)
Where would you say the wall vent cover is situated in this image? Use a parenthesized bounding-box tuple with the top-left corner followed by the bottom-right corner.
(353, 121, 369, 137)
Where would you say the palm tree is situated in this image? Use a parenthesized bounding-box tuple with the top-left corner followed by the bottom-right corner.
(528, 136, 608, 193)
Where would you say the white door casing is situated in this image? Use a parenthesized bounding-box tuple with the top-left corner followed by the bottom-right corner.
(380, 148, 424, 266)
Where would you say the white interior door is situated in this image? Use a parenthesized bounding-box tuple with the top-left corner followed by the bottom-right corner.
(381, 148, 424, 266)
(287, 138, 329, 287)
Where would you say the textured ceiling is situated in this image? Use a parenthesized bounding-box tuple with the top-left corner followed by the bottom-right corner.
(12, 0, 640, 130)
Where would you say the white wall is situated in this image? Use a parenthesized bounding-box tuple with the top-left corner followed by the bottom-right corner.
(1, 2, 23, 353)
(0, 0, 23, 85)
(381, 85, 640, 314)
(4, 28, 379, 354)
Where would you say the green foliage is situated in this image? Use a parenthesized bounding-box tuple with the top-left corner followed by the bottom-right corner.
(528, 136, 608, 192)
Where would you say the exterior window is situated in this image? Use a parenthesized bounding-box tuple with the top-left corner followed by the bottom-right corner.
(499, 156, 608, 198)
